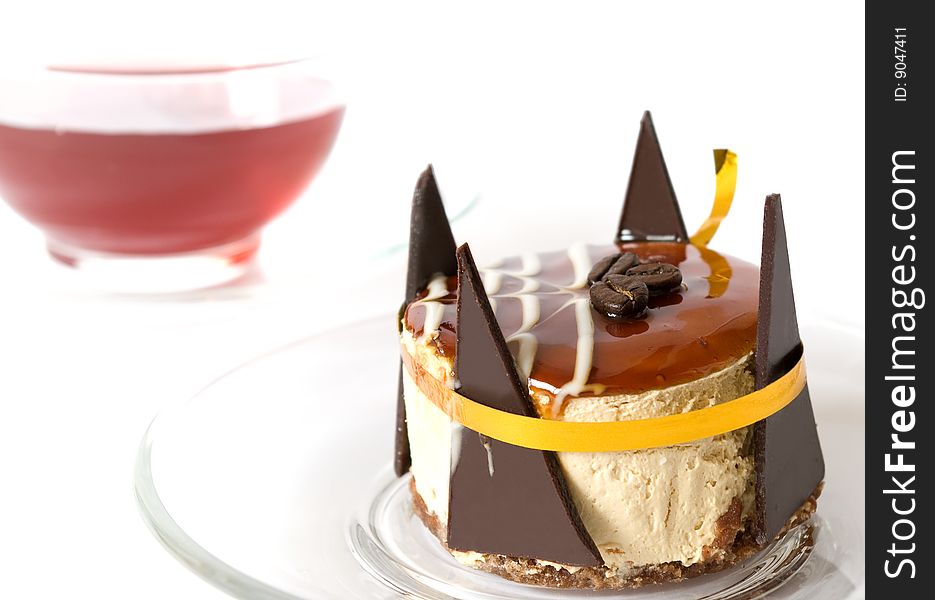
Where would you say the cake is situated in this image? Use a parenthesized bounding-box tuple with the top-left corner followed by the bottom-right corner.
(393, 112, 824, 589)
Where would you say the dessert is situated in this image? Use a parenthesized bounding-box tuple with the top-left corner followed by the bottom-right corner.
(393, 112, 824, 588)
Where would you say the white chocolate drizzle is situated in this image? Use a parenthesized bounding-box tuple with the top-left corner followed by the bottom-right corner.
(514, 295, 541, 335)
(566, 243, 592, 289)
(513, 276, 541, 294)
(417, 274, 453, 342)
(518, 252, 542, 276)
(423, 275, 451, 301)
(450, 423, 464, 471)
(416, 245, 601, 412)
(552, 298, 596, 417)
(506, 333, 538, 380)
(481, 437, 495, 476)
(482, 270, 504, 295)
(467, 244, 599, 411)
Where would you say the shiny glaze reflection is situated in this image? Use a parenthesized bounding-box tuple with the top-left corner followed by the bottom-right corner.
(404, 242, 758, 399)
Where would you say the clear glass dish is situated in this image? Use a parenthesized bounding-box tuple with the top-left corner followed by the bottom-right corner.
(135, 317, 864, 599)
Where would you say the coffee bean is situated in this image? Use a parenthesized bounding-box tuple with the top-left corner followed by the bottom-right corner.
(587, 255, 617, 285)
(605, 252, 640, 278)
(589, 275, 648, 318)
(587, 252, 641, 285)
(625, 262, 682, 295)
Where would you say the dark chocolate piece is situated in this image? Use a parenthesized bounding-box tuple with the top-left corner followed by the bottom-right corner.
(752, 194, 825, 543)
(395, 165, 458, 477)
(394, 364, 409, 476)
(447, 244, 602, 567)
(405, 165, 459, 302)
(616, 111, 689, 242)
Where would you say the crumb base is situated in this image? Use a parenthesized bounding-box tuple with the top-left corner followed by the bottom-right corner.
(410, 477, 822, 589)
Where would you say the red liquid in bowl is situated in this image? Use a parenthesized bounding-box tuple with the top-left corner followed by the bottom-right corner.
(0, 108, 344, 255)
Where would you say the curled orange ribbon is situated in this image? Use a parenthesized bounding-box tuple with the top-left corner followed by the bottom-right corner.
(691, 149, 737, 247)
(691, 149, 737, 298)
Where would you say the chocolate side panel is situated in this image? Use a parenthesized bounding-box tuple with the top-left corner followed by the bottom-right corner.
(396, 165, 458, 476)
(753, 195, 825, 542)
(447, 244, 602, 566)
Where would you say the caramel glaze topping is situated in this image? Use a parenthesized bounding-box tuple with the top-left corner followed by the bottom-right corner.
(403, 242, 758, 407)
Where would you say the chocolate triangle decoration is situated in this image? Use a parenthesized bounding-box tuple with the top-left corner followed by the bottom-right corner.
(752, 194, 825, 543)
(405, 165, 458, 302)
(395, 165, 458, 476)
(447, 244, 602, 566)
(617, 111, 689, 242)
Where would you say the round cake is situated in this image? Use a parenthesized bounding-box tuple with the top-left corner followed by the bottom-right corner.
(399, 242, 785, 586)
(392, 113, 824, 589)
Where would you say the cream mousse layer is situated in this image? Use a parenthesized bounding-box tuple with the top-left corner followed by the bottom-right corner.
(400, 326, 756, 571)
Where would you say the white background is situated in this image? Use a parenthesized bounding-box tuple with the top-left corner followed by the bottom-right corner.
(0, 1, 863, 598)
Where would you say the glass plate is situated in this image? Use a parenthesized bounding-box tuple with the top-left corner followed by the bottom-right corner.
(135, 317, 865, 599)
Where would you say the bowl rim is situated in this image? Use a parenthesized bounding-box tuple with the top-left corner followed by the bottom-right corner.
(44, 56, 316, 78)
